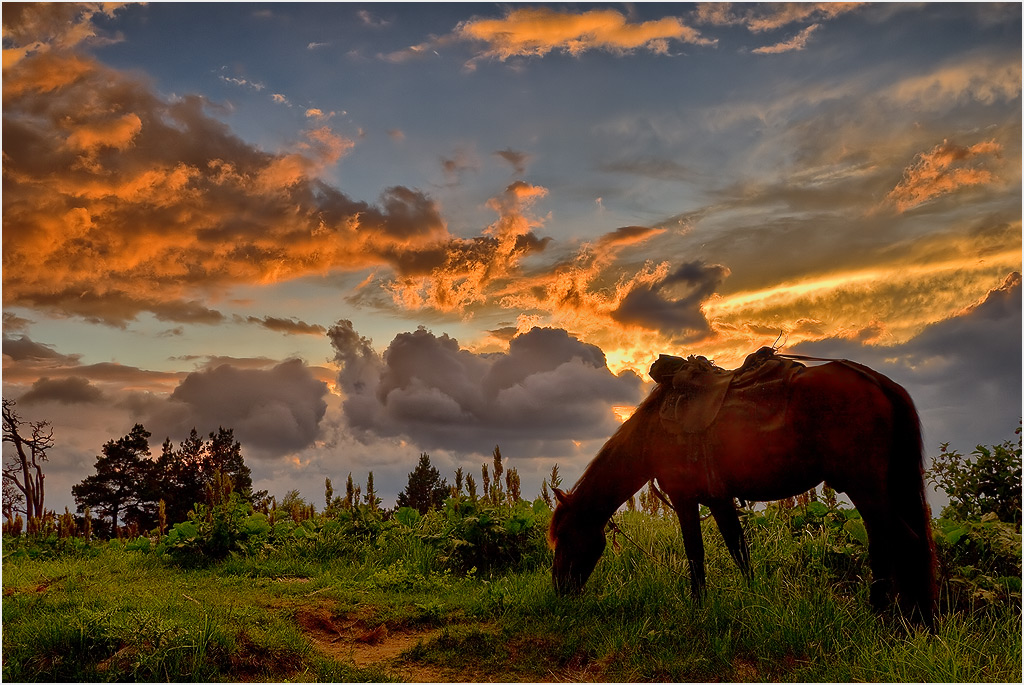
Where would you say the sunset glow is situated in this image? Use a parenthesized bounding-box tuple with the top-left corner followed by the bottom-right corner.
(3, 3, 1020, 512)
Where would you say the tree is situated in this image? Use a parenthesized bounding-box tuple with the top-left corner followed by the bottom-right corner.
(206, 426, 252, 496)
(152, 426, 253, 525)
(396, 453, 449, 514)
(72, 424, 153, 534)
(2, 399, 53, 523)
(928, 424, 1022, 528)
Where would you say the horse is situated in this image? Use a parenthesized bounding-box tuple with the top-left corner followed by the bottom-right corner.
(548, 352, 936, 628)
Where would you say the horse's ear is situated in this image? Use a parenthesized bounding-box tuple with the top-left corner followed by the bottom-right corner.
(553, 487, 569, 506)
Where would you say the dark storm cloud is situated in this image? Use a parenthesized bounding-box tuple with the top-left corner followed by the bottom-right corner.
(791, 272, 1022, 453)
(611, 261, 730, 338)
(145, 359, 329, 457)
(330, 323, 644, 455)
(20, 376, 105, 405)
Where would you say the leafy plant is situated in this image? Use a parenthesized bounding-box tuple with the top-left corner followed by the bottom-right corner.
(415, 496, 551, 575)
(932, 513, 1022, 610)
(158, 493, 267, 565)
(927, 424, 1022, 528)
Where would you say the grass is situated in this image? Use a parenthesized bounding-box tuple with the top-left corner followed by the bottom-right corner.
(3, 510, 1021, 682)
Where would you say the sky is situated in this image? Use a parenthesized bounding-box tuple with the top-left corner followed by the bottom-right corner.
(2, 2, 1021, 516)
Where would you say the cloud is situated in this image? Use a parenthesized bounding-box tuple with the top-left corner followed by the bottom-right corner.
(599, 156, 698, 182)
(357, 10, 389, 28)
(330, 323, 645, 455)
(219, 74, 265, 91)
(494, 148, 531, 175)
(883, 53, 1022, 108)
(20, 376, 105, 405)
(883, 139, 1003, 212)
(243, 316, 328, 336)
(3, 334, 80, 365)
(382, 182, 551, 312)
(1, 2, 125, 68)
(611, 261, 730, 338)
(456, 7, 715, 63)
(790, 271, 1022, 456)
(148, 359, 329, 458)
(380, 6, 716, 65)
(2, 34, 450, 324)
(440, 147, 480, 184)
(752, 24, 820, 54)
(695, 2, 862, 33)
(3, 333, 186, 391)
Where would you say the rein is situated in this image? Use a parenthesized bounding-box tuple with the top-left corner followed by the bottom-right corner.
(775, 353, 849, 363)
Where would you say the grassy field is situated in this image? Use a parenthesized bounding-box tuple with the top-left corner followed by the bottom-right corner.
(3, 508, 1021, 682)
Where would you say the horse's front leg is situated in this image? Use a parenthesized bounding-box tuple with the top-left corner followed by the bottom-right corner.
(709, 499, 751, 579)
(675, 499, 706, 602)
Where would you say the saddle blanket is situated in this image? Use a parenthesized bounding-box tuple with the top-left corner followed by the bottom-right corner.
(650, 347, 806, 434)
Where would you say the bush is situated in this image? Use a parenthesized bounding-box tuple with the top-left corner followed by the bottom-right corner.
(158, 493, 267, 565)
(412, 496, 552, 576)
(928, 425, 1022, 527)
(933, 513, 1022, 611)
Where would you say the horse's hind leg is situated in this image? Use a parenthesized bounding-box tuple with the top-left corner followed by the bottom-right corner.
(709, 499, 751, 579)
(847, 495, 895, 612)
(674, 498, 706, 601)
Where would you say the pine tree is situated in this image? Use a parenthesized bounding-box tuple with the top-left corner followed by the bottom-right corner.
(72, 424, 153, 535)
(150, 427, 254, 525)
(396, 453, 449, 514)
(206, 427, 251, 496)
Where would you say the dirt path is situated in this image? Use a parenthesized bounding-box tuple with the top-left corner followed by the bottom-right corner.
(296, 605, 455, 682)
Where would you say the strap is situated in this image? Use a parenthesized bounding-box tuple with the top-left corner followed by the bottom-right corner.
(775, 353, 849, 363)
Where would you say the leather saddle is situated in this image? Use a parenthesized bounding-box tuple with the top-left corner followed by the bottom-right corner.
(650, 347, 806, 434)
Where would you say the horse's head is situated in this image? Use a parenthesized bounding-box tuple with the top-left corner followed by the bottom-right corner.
(548, 487, 606, 595)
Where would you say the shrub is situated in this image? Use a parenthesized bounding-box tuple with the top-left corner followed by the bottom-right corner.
(928, 425, 1022, 528)
(933, 513, 1022, 611)
(412, 496, 552, 576)
(158, 493, 267, 565)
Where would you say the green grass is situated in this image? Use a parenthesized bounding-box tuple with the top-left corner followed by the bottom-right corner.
(3, 510, 1021, 682)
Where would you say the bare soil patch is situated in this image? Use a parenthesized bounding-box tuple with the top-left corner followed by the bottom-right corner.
(296, 604, 452, 682)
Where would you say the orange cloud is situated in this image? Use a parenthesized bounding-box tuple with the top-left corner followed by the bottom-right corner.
(695, 2, 862, 33)
(456, 7, 714, 63)
(2, 44, 446, 324)
(884, 55, 1022, 108)
(884, 139, 1002, 212)
(383, 182, 551, 312)
(752, 24, 819, 54)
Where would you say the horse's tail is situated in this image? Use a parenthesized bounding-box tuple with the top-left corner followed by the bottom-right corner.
(844, 361, 937, 627)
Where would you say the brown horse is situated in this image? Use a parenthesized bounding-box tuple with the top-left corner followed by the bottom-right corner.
(548, 355, 936, 627)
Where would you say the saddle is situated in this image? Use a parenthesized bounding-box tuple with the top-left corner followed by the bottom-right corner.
(650, 347, 806, 434)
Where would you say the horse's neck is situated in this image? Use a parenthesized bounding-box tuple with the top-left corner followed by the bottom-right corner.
(572, 420, 653, 521)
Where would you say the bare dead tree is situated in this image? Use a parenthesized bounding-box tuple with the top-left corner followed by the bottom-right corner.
(2, 398, 53, 522)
